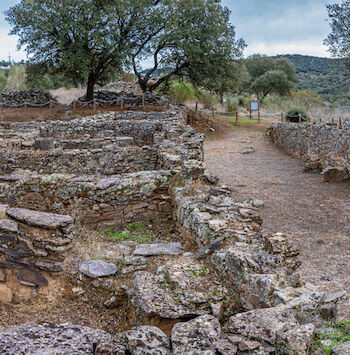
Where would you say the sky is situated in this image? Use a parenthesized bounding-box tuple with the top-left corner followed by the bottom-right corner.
(0, 0, 332, 62)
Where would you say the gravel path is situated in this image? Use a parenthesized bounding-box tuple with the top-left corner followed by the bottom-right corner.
(204, 121, 350, 292)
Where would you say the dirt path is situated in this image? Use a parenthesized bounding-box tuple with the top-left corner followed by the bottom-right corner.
(204, 119, 350, 292)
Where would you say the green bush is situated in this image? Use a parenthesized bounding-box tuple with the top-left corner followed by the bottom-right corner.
(226, 96, 239, 112)
(167, 81, 195, 104)
(286, 108, 308, 122)
(237, 95, 250, 107)
(200, 92, 216, 109)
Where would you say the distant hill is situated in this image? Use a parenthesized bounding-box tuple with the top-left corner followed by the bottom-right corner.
(274, 54, 350, 106)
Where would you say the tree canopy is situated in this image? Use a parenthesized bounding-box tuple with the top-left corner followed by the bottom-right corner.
(6, 0, 244, 99)
(6, 0, 166, 100)
(132, 0, 245, 92)
(324, 0, 350, 65)
(244, 55, 298, 103)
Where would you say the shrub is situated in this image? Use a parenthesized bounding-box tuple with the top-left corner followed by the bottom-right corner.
(238, 95, 250, 107)
(199, 92, 216, 109)
(167, 81, 195, 104)
(286, 108, 308, 122)
(226, 96, 239, 112)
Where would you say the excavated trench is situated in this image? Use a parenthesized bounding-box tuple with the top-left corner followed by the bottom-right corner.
(0, 104, 347, 354)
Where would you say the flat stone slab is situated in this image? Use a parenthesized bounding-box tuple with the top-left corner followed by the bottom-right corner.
(0, 219, 18, 233)
(324, 290, 347, 303)
(97, 177, 122, 189)
(79, 260, 118, 278)
(133, 242, 184, 256)
(6, 208, 73, 229)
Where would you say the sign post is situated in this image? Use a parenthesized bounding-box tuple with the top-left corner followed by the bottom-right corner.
(250, 101, 259, 120)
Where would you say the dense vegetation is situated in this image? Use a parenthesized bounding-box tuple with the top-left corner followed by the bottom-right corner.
(274, 54, 350, 107)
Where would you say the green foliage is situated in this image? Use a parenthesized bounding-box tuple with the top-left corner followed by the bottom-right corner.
(250, 70, 293, 102)
(4, 64, 27, 91)
(244, 55, 297, 102)
(274, 54, 350, 107)
(133, 0, 246, 92)
(313, 319, 350, 354)
(160, 81, 195, 104)
(226, 95, 239, 112)
(5, 0, 147, 99)
(199, 92, 217, 109)
(245, 55, 275, 81)
(286, 108, 308, 122)
(324, 1, 350, 61)
(25, 63, 74, 90)
(103, 222, 156, 244)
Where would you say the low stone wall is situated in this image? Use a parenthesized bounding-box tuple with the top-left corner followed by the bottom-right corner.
(0, 145, 158, 175)
(40, 112, 168, 144)
(268, 122, 350, 181)
(0, 171, 172, 225)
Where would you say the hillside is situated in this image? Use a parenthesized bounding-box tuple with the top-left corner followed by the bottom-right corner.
(274, 54, 350, 106)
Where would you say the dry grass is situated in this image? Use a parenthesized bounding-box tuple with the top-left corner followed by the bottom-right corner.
(50, 87, 86, 105)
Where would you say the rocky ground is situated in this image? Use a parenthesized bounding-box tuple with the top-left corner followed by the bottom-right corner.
(205, 117, 350, 293)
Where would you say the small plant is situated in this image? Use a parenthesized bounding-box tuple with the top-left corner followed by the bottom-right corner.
(313, 319, 350, 353)
(102, 222, 156, 244)
(286, 108, 308, 122)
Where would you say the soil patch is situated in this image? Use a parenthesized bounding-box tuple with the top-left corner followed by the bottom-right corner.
(204, 117, 350, 292)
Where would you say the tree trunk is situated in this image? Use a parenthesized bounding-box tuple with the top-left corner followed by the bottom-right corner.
(86, 75, 96, 102)
(220, 94, 224, 106)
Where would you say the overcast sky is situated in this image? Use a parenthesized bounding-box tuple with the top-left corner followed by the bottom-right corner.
(0, 0, 332, 62)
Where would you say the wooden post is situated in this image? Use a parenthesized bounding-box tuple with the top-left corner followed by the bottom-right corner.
(235, 111, 238, 126)
(249, 107, 252, 120)
(195, 101, 198, 114)
(258, 105, 261, 123)
(338, 118, 342, 128)
(298, 114, 301, 123)
(49, 101, 53, 113)
(73, 100, 76, 113)
(24, 102, 27, 110)
(121, 98, 124, 110)
(93, 98, 96, 112)
(281, 112, 284, 122)
(319, 118, 322, 123)
(142, 94, 145, 107)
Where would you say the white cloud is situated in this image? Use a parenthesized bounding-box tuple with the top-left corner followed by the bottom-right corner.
(0, 30, 26, 61)
(244, 40, 330, 58)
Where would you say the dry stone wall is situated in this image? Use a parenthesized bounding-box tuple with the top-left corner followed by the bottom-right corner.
(0, 105, 348, 354)
(268, 122, 350, 182)
(0, 171, 172, 225)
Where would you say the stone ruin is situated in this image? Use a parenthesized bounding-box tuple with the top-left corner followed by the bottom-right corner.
(0, 102, 348, 354)
(268, 121, 350, 182)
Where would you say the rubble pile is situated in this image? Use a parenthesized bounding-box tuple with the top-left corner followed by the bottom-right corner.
(77, 90, 180, 108)
(0, 89, 56, 106)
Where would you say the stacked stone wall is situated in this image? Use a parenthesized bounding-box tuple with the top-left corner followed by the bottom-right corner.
(268, 122, 350, 181)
